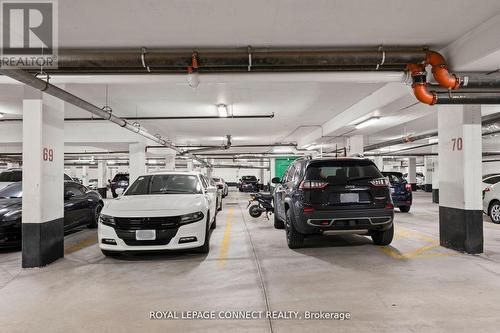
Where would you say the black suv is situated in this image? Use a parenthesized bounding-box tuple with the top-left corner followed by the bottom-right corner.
(238, 175, 260, 192)
(272, 158, 394, 249)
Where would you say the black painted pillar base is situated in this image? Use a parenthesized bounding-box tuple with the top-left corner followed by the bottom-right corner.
(22, 218, 64, 268)
(439, 206, 483, 254)
(432, 189, 439, 203)
(411, 183, 417, 191)
(422, 184, 433, 192)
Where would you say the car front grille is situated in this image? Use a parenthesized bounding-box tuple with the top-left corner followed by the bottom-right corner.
(114, 216, 181, 230)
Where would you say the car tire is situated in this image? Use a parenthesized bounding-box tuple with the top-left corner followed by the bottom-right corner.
(274, 212, 285, 229)
(285, 210, 304, 249)
(217, 199, 222, 212)
(197, 215, 211, 253)
(371, 224, 394, 246)
(399, 206, 411, 213)
(489, 201, 500, 224)
(210, 213, 217, 229)
(101, 250, 119, 257)
(249, 205, 262, 218)
(88, 202, 103, 228)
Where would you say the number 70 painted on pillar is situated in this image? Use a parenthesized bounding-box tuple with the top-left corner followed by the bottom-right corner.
(42, 148, 54, 161)
(451, 137, 463, 151)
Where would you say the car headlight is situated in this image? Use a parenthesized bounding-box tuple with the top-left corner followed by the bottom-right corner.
(100, 214, 116, 227)
(180, 211, 204, 225)
(2, 209, 22, 222)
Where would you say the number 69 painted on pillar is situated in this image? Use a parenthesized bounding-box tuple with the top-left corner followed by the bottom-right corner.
(451, 137, 463, 151)
(42, 148, 54, 161)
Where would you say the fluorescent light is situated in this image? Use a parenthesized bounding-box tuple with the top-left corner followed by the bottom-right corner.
(217, 104, 228, 118)
(355, 117, 381, 129)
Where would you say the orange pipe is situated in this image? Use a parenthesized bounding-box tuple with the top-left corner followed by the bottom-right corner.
(426, 51, 461, 89)
(407, 63, 437, 105)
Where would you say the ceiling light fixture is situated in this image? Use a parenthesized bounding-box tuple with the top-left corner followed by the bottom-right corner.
(217, 104, 228, 118)
(355, 116, 381, 130)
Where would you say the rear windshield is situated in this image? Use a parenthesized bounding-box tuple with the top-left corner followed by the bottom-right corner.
(113, 174, 129, 182)
(0, 170, 22, 182)
(242, 176, 257, 181)
(382, 172, 405, 184)
(484, 176, 500, 185)
(212, 177, 220, 182)
(125, 174, 201, 195)
(305, 160, 382, 184)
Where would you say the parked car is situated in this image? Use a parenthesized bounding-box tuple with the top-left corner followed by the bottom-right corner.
(273, 158, 394, 249)
(238, 175, 260, 192)
(381, 171, 412, 212)
(403, 172, 425, 189)
(88, 178, 98, 190)
(109, 173, 129, 198)
(208, 177, 223, 212)
(98, 171, 217, 256)
(0, 181, 103, 248)
(0, 168, 73, 191)
(212, 177, 229, 197)
(483, 179, 500, 224)
(483, 174, 500, 189)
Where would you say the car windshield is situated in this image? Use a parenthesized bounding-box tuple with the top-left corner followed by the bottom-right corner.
(382, 172, 405, 184)
(242, 176, 257, 181)
(0, 170, 22, 182)
(0, 182, 22, 198)
(125, 174, 202, 195)
(305, 160, 382, 184)
(484, 176, 500, 185)
(113, 174, 129, 182)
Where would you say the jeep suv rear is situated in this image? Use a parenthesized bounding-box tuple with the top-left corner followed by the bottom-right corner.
(272, 158, 394, 249)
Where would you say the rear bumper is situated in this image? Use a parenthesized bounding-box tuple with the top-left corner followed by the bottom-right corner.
(0, 225, 22, 248)
(294, 208, 394, 235)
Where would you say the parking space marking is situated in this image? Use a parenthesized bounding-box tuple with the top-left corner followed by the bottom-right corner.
(64, 235, 98, 255)
(218, 208, 234, 267)
(379, 227, 457, 260)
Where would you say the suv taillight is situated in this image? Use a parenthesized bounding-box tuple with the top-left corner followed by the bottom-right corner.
(299, 180, 328, 189)
(405, 184, 412, 192)
(370, 178, 390, 187)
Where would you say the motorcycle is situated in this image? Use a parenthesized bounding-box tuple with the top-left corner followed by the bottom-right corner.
(247, 192, 274, 219)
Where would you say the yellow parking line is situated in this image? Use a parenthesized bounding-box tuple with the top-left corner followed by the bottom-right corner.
(218, 208, 234, 267)
(64, 235, 98, 255)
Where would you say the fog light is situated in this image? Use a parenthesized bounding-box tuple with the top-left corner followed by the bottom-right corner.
(102, 238, 117, 245)
(179, 237, 197, 244)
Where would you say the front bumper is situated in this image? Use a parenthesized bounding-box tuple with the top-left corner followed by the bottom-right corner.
(294, 208, 394, 235)
(0, 225, 22, 248)
(98, 219, 207, 252)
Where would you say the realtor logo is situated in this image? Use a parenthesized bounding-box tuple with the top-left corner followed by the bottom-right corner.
(1, 0, 58, 68)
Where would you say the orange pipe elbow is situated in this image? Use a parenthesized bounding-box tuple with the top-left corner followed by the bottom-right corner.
(412, 84, 437, 105)
(426, 51, 461, 89)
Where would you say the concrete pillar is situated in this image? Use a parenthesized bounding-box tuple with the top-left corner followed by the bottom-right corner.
(22, 87, 64, 268)
(438, 105, 483, 254)
(423, 156, 434, 192)
(70, 166, 77, 178)
(81, 166, 89, 186)
(349, 135, 364, 155)
(431, 145, 439, 203)
(407, 157, 417, 191)
(373, 156, 384, 171)
(186, 160, 194, 171)
(129, 142, 146, 184)
(165, 154, 175, 170)
(97, 161, 107, 198)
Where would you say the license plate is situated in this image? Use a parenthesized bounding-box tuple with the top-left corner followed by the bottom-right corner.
(136, 230, 156, 240)
(340, 193, 359, 203)
(390, 187, 395, 194)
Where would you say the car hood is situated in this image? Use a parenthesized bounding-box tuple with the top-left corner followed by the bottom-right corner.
(103, 194, 206, 217)
(0, 198, 22, 217)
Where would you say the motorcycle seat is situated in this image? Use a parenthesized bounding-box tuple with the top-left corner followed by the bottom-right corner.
(257, 193, 273, 200)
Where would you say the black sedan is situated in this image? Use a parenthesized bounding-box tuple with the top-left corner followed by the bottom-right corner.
(0, 181, 103, 248)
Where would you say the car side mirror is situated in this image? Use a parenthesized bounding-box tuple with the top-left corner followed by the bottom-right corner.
(271, 177, 281, 184)
(64, 191, 75, 199)
(206, 186, 217, 193)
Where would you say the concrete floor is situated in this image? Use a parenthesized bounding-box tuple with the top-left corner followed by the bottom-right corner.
(1, 191, 500, 332)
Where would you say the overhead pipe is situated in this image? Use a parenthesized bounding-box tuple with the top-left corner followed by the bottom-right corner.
(0, 68, 210, 167)
(180, 135, 232, 155)
(0, 114, 275, 122)
(8, 47, 429, 74)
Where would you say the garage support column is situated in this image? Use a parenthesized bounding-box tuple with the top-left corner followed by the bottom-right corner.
(438, 105, 483, 254)
(129, 142, 146, 184)
(22, 87, 64, 268)
(423, 156, 434, 192)
(348, 135, 364, 155)
(186, 160, 193, 171)
(407, 157, 417, 191)
(97, 161, 107, 198)
(164, 154, 175, 170)
(81, 166, 89, 186)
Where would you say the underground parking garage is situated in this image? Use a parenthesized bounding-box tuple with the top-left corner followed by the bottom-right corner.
(3, 1, 500, 332)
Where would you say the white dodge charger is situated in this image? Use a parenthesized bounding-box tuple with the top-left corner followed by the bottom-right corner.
(98, 171, 218, 256)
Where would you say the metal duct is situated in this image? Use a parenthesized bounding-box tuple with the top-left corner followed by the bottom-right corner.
(0, 68, 210, 167)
